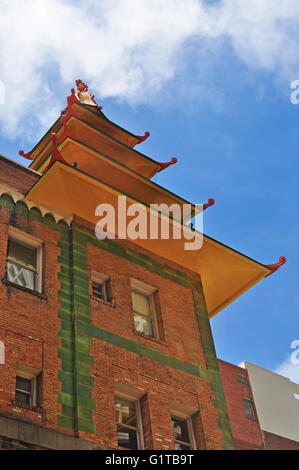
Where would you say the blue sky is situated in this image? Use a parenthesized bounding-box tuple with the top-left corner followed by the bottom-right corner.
(0, 0, 298, 381)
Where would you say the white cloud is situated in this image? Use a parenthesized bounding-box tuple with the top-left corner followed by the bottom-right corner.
(276, 359, 299, 385)
(0, 0, 299, 139)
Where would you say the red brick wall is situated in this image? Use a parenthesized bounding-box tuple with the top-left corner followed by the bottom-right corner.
(218, 360, 264, 450)
(85, 242, 226, 450)
(0, 157, 63, 432)
(0, 157, 39, 194)
(88, 242, 207, 369)
(0, 156, 229, 449)
(263, 431, 299, 450)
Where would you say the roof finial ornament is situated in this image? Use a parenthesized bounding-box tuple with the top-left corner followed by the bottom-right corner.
(157, 157, 178, 173)
(61, 88, 81, 117)
(203, 198, 215, 211)
(75, 79, 103, 109)
(18, 150, 33, 160)
(136, 131, 150, 144)
(265, 256, 287, 277)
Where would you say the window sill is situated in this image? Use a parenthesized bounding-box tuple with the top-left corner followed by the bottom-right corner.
(246, 416, 256, 421)
(12, 400, 42, 414)
(92, 295, 116, 308)
(133, 329, 166, 346)
(2, 279, 46, 299)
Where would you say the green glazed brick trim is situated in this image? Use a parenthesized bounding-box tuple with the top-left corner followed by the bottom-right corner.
(77, 419, 96, 435)
(67, 225, 96, 434)
(72, 222, 234, 449)
(0, 195, 77, 432)
(192, 284, 234, 450)
(57, 229, 77, 432)
(58, 415, 74, 430)
(0, 194, 15, 210)
(0, 196, 233, 446)
(85, 324, 201, 378)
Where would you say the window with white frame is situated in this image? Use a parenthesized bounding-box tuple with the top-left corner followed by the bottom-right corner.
(131, 279, 158, 338)
(91, 271, 111, 303)
(115, 396, 143, 450)
(171, 414, 195, 450)
(5, 227, 43, 293)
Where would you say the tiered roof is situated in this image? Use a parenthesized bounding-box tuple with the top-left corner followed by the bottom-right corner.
(19, 80, 285, 317)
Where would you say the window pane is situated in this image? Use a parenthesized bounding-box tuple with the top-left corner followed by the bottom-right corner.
(15, 390, 31, 405)
(244, 399, 254, 419)
(117, 427, 138, 450)
(115, 399, 137, 427)
(8, 239, 37, 269)
(134, 313, 154, 337)
(172, 417, 190, 444)
(175, 442, 191, 450)
(238, 374, 247, 384)
(16, 376, 32, 393)
(92, 281, 105, 300)
(6, 262, 36, 290)
(132, 291, 151, 316)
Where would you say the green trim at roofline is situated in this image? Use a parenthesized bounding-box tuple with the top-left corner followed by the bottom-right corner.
(0, 193, 234, 449)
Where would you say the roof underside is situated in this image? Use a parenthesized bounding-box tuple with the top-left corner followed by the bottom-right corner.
(26, 162, 271, 318)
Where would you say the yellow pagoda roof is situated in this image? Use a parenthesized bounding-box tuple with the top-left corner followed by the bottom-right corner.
(26, 161, 272, 318)
(29, 113, 163, 180)
(20, 80, 285, 319)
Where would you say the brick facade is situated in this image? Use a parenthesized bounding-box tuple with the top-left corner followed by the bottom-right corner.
(218, 360, 264, 450)
(0, 155, 234, 450)
(262, 431, 299, 450)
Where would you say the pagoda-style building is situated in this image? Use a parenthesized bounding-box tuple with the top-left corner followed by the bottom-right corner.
(0, 80, 285, 450)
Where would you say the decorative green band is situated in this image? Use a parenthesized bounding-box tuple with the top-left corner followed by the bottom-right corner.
(0, 195, 234, 448)
(85, 323, 201, 378)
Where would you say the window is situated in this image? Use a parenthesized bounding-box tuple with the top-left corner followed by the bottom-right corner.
(14, 365, 41, 409)
(15, 376, 36, 406)
(243, 398, 255, 420)
(131, 279, 158, 338)
(171, 415, 195, 450)
(5, 227, 42, 293)
(92, 271, 111, 303)
(238, 374, 247, 384)
(115, 397, 143, 450)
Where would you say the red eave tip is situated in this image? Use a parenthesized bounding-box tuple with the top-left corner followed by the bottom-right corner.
(265, 256, 287, 277)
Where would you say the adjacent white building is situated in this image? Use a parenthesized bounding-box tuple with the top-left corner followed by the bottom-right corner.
(240, 361, 299, 443)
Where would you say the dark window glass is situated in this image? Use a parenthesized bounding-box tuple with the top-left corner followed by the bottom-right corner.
(171, 416, 192, 449)
(115, 398, 139, 449)
(175, 442, 192, 450)
(117, 427, 138, 450)
(238, 374, 247, 384)
(92, 280, 109, 302)
(15, 376, 32, 405)
(243, 398, 255, 419)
